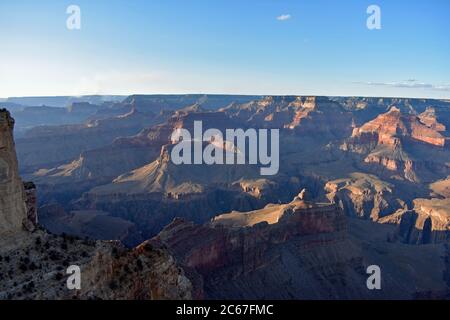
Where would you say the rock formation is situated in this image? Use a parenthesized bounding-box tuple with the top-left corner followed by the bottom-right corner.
(0, 109, 29, 238)
(325, 173, 405, 221)
(153, 196, 363, 299)
(379, 177, 450, 244)
(349, 107, 447, 149)
(222, 96, 353, 138)
(0, 109, 193, 300)
(153, 194, 449, 299)
(343, 107, 450, 182)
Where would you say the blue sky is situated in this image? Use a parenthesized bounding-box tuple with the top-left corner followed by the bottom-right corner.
(0, 0, 449, 98)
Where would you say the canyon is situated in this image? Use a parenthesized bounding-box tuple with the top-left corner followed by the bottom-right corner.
(1, 94, 450, 299)
(152, 192, 448, 299)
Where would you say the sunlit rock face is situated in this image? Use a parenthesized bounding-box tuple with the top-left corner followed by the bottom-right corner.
(343, 107, 450, 183)
(350, 107, 447, 149)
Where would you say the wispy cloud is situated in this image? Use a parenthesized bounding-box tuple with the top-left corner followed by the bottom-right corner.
(276, 14, 291, 21)
(356, 80, 450, 92)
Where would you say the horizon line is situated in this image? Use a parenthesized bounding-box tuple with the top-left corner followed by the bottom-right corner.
(1, 92, 450, 101)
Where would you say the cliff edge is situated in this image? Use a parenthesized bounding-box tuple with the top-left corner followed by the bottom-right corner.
(0, 109, 28, 239)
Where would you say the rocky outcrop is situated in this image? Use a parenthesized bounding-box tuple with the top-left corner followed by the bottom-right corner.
(418, 107, 447, 133)
(0, 231, 194, 299)
(380, 193, 450, 245)
(349, 107, 447, 149)
(68, 240, 193, 300)
(0, 109, 29, 238)
(343, 107, 450, 182)
(325, 173, 405, 221)
(23, 181, 38, 230)
(378, 177, 450, 244)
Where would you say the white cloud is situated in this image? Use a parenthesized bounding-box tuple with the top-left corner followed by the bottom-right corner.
(356, 80, 450, 92)
(276, 14, 291, 21)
